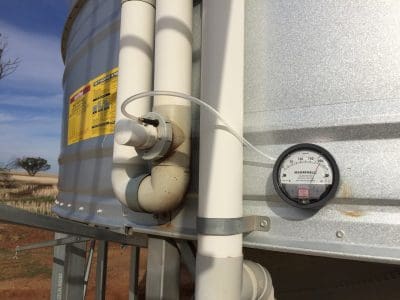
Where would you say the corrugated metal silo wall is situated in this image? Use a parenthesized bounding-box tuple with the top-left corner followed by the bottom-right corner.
(56, 0, 400, 265)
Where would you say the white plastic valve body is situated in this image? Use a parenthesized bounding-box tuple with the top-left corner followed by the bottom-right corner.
(115, 119, 158, 149)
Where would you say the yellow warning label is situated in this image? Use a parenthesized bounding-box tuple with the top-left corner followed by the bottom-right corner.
(67, 68, 118, 145)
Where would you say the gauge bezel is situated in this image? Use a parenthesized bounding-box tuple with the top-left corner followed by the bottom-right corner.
(272, 143, 340, 209)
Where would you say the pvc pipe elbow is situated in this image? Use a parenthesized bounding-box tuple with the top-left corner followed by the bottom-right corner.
(112, 164, 189, 214)
(137, 165, 189, 213)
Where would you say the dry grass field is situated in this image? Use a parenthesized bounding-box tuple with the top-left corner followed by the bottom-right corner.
(0, 171, 57, 215)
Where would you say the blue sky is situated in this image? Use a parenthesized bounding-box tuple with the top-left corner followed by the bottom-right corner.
(0, 0, 69, 173)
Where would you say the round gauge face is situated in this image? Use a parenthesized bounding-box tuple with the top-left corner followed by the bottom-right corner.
(273, 144, 339, 208)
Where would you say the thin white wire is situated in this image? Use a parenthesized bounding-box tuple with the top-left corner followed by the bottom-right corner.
(121, 90, 276, 161)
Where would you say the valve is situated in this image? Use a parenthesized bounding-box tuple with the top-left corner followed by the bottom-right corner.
(115, 112, 172, 160)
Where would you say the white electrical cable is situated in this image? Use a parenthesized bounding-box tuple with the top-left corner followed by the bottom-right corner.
(121, 90, 276, 161)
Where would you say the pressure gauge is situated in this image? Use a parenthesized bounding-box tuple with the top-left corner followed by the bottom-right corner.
(272, 144, 339, 209)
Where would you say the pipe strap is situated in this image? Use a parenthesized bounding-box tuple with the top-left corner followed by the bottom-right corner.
(197, 216, 270, 236)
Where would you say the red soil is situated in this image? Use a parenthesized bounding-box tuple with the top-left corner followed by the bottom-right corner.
(0, 224, 193, 300)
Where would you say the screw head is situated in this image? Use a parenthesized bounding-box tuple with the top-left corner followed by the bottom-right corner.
(336, 230, 345, 238)
(260, 219, 269, 228)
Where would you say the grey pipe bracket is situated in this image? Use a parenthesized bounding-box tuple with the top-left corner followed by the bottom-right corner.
(197, 216, 270, 236)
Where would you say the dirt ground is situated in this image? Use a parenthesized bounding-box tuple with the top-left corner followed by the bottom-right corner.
(0, 223, 53, 299)
(0, 223, 193, 300)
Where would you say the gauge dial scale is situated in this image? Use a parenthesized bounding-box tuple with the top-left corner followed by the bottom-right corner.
(273, 144, 339, 208)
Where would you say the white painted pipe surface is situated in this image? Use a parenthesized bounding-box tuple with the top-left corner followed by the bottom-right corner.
(136, 0, 193, 213)
(111, 0, 155, 209)
(196, 0, 245, 299)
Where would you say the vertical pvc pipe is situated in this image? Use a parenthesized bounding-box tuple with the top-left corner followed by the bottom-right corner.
(136, 0, 192, 213)
(111, 0, 155, 208)
(154, 0, 192, 101)
(196, 0, 245, 299)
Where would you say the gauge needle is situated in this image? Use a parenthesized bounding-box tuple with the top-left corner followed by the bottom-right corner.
(311, 157, 322, 183)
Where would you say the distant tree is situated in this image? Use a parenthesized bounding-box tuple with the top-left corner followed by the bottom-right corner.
(0, 33, 20, 80)
(11, 157, 51, 176)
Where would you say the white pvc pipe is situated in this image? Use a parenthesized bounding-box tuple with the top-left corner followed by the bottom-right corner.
(136, 0, 193, 213)
(154, 0, 193, 104)
(111, 0, 155, 209)
(196, 0, 245, 299)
